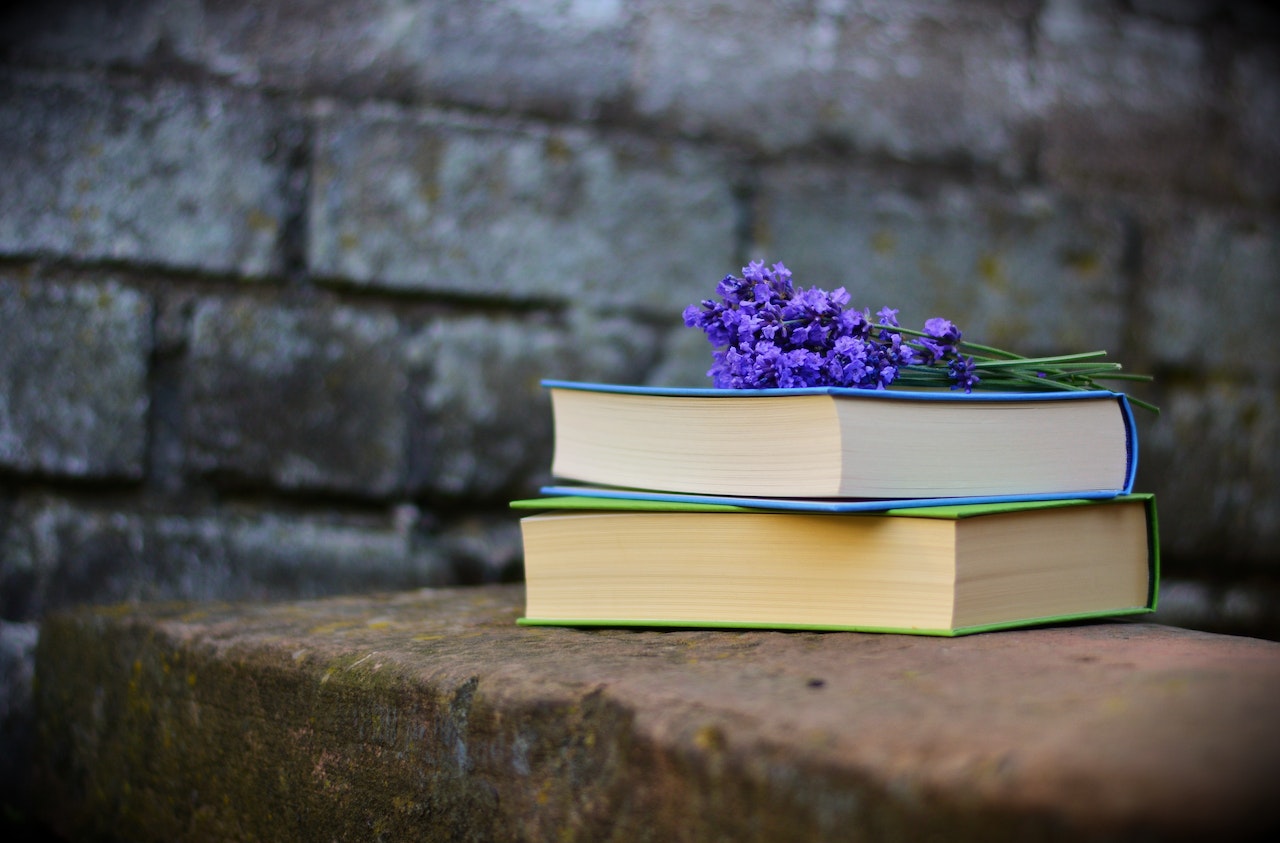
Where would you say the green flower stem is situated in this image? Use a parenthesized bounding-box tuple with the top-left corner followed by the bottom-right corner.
(971, 351, 1111, 369)
(892, 327, 1014, 358)
(1126, 396, 1161, 414)
(999, 371, 1092, 391)
(1010, 366, 1125, 379)
(1090, 372, 1156, 382)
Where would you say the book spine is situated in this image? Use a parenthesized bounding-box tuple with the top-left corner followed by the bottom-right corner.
(1119, 392, 1139, 495)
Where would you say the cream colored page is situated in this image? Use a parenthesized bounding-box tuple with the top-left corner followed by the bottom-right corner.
(835, 398, 1128, 497)
(952, 502, 1150, 628)
(522, 512, 957, 630)
(549, 390, 844, 495)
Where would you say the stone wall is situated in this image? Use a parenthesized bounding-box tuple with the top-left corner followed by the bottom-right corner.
(2, 0, 1278, 811)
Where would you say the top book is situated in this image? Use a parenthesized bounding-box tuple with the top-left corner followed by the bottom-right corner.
(546, 380, 1137, 501)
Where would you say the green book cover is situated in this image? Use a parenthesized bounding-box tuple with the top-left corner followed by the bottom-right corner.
(512, 495, 1160, 636)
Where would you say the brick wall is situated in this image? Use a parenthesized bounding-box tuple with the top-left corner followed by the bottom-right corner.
(2, 0, 1279, 807)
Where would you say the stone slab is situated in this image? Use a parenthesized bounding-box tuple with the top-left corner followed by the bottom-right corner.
(31, 585, 1280, 841)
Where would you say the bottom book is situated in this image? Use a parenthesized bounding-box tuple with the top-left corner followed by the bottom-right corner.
(512, 494, 1159, 636)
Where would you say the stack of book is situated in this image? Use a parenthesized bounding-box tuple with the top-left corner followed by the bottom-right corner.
(512, 380, 1159, 636)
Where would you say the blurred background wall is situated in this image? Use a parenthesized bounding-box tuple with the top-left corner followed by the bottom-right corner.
(2, 0, 1278, 813)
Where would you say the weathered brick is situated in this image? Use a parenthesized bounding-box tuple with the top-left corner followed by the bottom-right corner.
(645, 321, 726, 388)
(405, 312, 661, 498)
(418, 512, 524, 586)
(309, 108, 738, 311)
(1138, 381, 1279, 566)
(1153, 579, 1280, 641)
(224, 511, 435, 598)
(756, 164, 1129, 354)
(1231, 44, 1280, 206)
(0, 497, 225, 621)
(634, 0, 1038, 167)
(0, 619, 38, 802)
(821, 0, 1039, 170)
(1, 0, 636, 122)
(1037, 0, 1221, 195)
(0, 0, 202, 68)
(0, 495, 453, 620)
(183, 297, 406, 497)
(200, 0, 637, 120)
(1140, 209, 1280, 382)
(0, 71, 288, 276)
(0, 623, 37, 720)
(0, 276, 151, 480)
(1128, 0, 1229, 25)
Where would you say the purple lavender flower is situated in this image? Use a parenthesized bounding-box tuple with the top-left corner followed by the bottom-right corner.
(686, 261, 971, 391)
(715, 274, 749, 305)
(683, 260, 1157, 409)
(841, 306, 873, 338)
(924, 317, 962, 348)
(824, 335, 873, 387)
(911, 317, 961, 365)
(913, 338, 945, 365)
(948, 355, 981, 392)
(883, 330, 921, 368)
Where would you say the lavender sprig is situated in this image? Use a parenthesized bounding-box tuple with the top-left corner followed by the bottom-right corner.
(683, 260, 1157, 412)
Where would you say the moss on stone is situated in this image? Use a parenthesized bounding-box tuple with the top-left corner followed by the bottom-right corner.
(30, 586, 1280, 842)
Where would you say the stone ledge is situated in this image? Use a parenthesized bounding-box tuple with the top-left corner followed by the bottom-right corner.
(31, 585, 1280, 842)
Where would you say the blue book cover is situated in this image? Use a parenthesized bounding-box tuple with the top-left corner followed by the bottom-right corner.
(543, 380, 1138, 501)
(538, 485, 1129, 513)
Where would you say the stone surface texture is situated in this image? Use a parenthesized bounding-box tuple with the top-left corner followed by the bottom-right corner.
(182, 296, 407, 497)
(0, 71, 288, 277)
(31, 587, 1280, 842)
(0, 275, 152, 479)
(308, 107, 739, 308)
